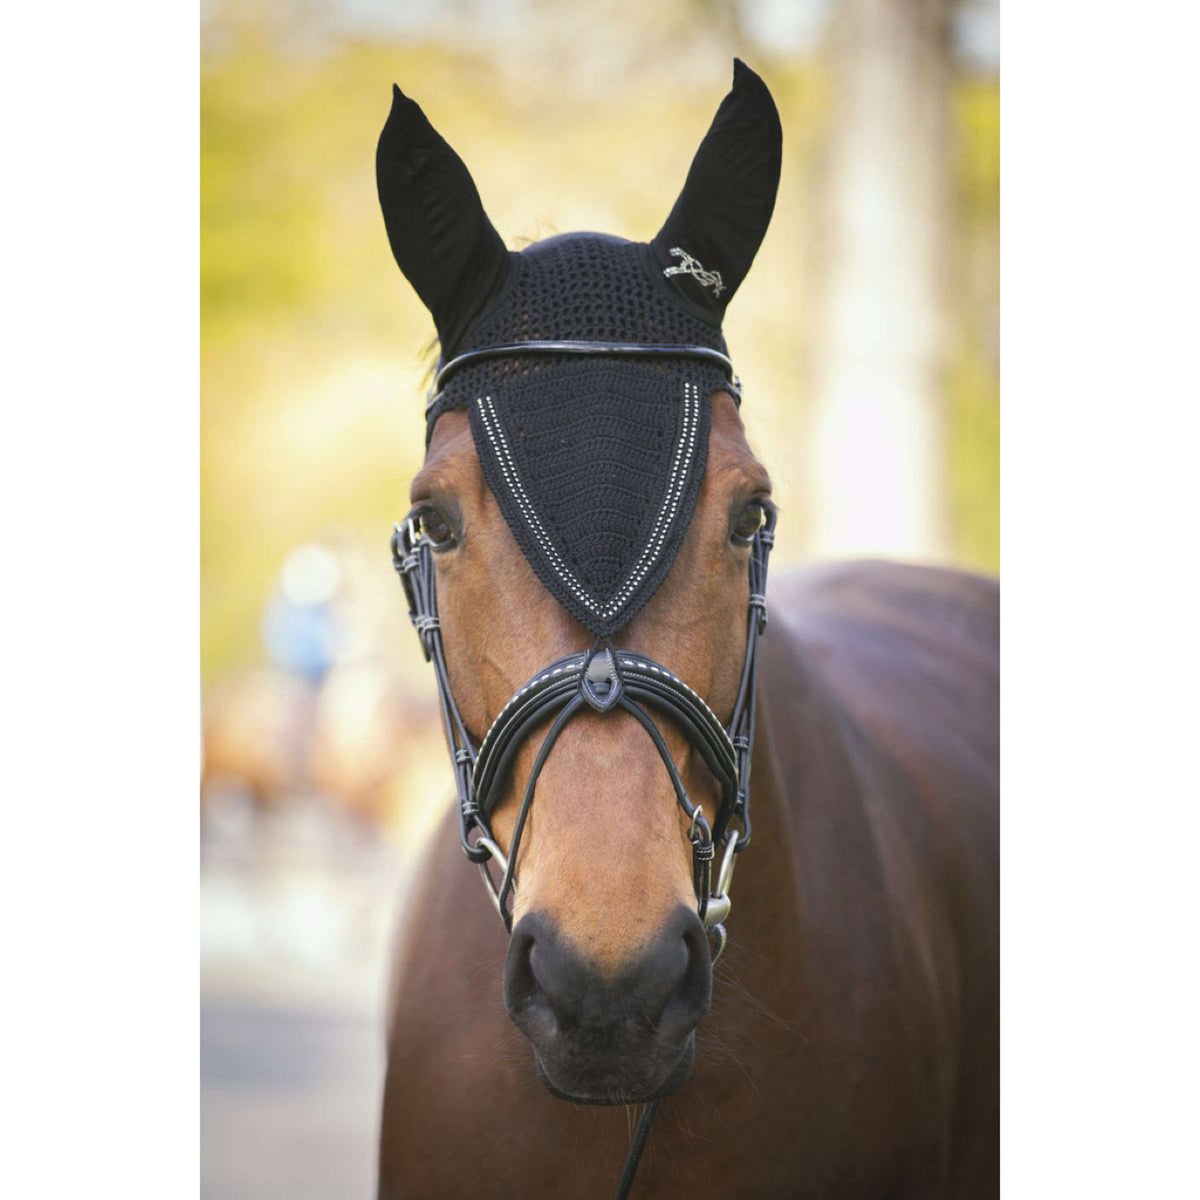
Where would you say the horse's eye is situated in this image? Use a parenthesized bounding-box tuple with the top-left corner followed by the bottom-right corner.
(418, 507, 455, 548)
(731, 501, 766, 545)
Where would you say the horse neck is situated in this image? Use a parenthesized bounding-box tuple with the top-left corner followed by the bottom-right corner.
(706, 643, 868, 1029)
(713, 631, 923, 1045)
(700, 671, 814, 1027)
(720, 689, 805, 963)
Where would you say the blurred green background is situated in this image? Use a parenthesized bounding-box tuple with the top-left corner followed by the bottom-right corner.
(202, 0, 997, 687)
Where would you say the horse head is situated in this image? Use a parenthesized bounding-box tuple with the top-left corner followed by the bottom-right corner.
(377, 60, 781, 1106)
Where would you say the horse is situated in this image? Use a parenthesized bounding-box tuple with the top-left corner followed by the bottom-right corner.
(373, 61, 998, 1200)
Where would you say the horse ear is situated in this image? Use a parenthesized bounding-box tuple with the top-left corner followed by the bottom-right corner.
(376, 85, 510, 356)
(649, 59, 782, 321)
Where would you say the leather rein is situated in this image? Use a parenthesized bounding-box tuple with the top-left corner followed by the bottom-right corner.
(391, 339, 776, 1198)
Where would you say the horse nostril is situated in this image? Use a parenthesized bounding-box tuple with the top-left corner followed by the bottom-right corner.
(504, 916, 588, 1044)
(503, 923, 540, 1015)
(654, 908, 712, 1038)
(626, 927, 690, 1026)
(505, 916, 591, 1033)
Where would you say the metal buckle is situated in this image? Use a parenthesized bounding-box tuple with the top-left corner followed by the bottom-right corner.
(716, 833, 739, 898)
(473, 835, 512, 921)
(703, 835, 739, 928)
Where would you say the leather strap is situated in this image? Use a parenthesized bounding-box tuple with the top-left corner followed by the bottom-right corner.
(472, 650, 737, 825)
(427, 339, 742, 415)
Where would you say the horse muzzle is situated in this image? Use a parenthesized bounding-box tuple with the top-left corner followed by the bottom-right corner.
(504, 907, 712, 1105)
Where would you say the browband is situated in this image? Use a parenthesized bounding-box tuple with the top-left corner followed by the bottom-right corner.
(428, 340, 741, 414)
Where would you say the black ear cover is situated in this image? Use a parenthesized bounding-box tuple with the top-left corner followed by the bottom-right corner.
(650, 59, 782, 321)
(376, 85, 510, 356)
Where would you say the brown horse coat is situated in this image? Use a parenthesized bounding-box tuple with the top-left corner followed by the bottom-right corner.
(379, 559, 998, 1199)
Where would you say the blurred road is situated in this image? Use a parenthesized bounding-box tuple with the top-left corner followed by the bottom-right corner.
(202, 997, 382, 1200)
(201, 789, 417, 1199)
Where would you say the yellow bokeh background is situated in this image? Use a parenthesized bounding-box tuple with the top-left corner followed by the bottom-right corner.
(201, 3, 997, 684)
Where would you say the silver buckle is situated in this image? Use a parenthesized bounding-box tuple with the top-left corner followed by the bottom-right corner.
(703, 836, 739, 928)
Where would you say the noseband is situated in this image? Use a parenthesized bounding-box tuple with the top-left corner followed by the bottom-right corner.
(392, 342, 775, 956)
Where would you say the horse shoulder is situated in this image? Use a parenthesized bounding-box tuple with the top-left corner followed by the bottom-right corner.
(756, 560, 998, 1194)
(769, 559, 998, 843)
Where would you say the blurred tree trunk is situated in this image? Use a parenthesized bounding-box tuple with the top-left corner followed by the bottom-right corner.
(810, 0, 952, 559)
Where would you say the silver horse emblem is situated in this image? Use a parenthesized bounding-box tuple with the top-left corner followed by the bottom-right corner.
(662, 246, 725, 297)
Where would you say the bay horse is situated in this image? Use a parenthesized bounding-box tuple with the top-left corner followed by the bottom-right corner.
(375, 62, 998, 1199)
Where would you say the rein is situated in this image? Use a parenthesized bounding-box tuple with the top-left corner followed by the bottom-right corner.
(391, 342, 776, 1198)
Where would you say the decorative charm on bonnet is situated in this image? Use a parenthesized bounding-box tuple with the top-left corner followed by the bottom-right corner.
(379, 59, 781, 955)
(663, 246, 726, 297)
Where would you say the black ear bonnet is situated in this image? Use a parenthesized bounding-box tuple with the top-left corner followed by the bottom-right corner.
(377, 60, 781, 638)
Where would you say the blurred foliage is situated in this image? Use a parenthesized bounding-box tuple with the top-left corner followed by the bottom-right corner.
(201, 1, 998, 680)
(948, 78, 1000, 570)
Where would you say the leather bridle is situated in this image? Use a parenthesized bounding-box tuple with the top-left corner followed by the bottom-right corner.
(425, 338, 742, 415)
(390, 339, 776, 1198)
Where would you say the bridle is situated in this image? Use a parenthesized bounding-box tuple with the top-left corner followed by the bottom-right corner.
(424, 339, 741, 417)
(394, 340, 775, 944)
(390, 339, 776, 1198)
